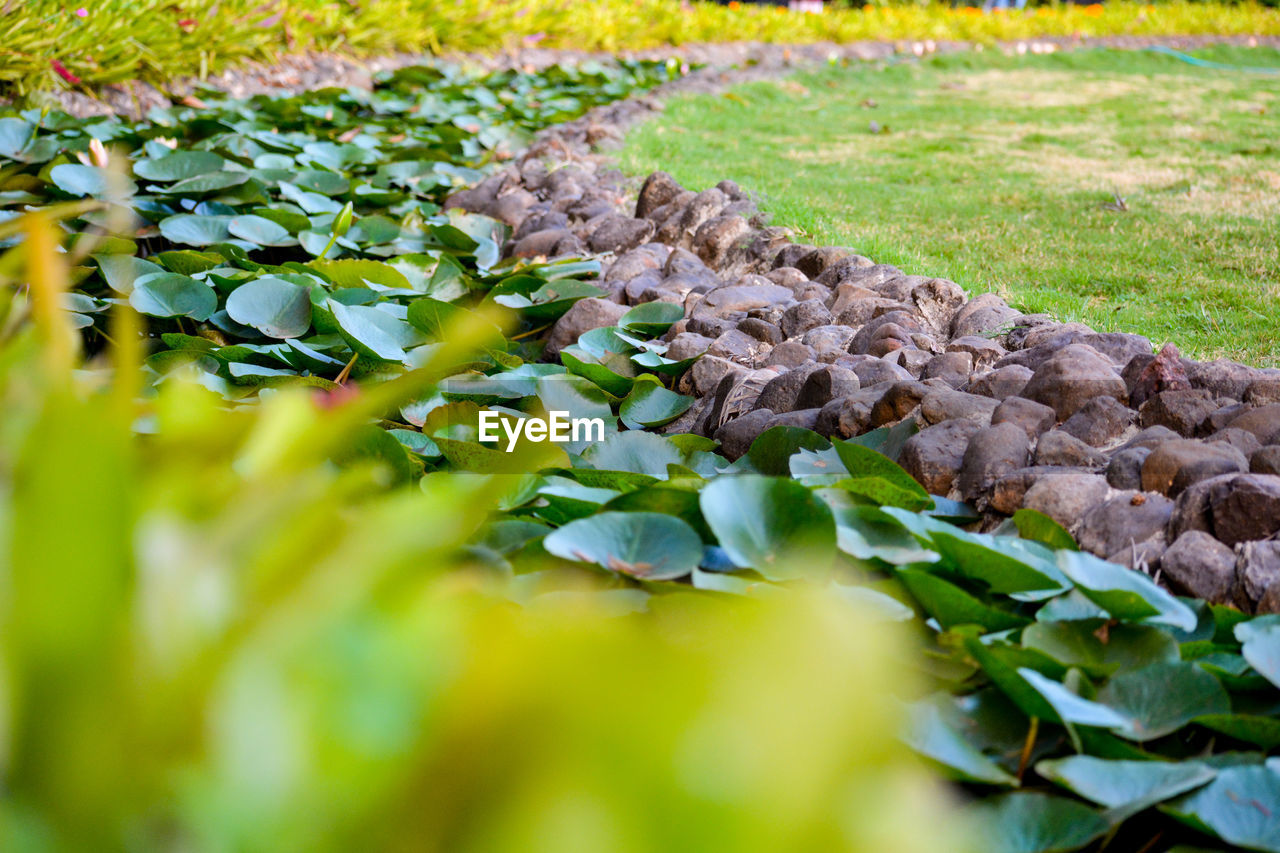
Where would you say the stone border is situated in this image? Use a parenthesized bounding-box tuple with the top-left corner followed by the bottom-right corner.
(442, 52, 1280, 612)
(26, 35, 1280, 119)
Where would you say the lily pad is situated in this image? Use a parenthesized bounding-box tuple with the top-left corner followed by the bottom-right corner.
(542, 511, 703, 580)
(226, 277, 313, 339)
(698, 475, 836, 581)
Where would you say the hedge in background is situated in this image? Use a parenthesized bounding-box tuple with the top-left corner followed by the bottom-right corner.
(4, 0, 1280, 99)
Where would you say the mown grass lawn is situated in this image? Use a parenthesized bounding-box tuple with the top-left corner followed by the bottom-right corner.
(620, 46, 1280, 367)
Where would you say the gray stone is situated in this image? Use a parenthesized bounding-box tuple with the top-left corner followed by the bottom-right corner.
(950, 293, 1021, 338)
(794, 246, 853, 279)
(587, 214, 656, 254)
(1076, 493, 1175, 558)
(802, 325, 856, 362)
(795, 365, 861, 410)
(957, 423, 1031, 503)
(1118, 425, 1182, 451)
(666, 332, 713, 362)
(687, 355, 745, 398)
(1141, 439, 1249, 497)
(920, 389, 999, 426)
(1227, 404, 1280, 444)
(1022, 344, 1128, 420)
(1138, 389, 1221, 437)
(713, 408, 776, 460)
(636, 171, 684, 219)
(847, 357, 914, 389)
(1168, 473, 1280, 546)
(869, 381, 930, 427)
(737, 317, 783, 346)
(763, 340, 817, 370)
(692, 215, 751, 268)
(989, 466, 1095, 516)
(544, 297, 628, 359)
(708, 328, 763, 363)
(1060, 396, 1136, 447)
(968, 364, 1035, 401)
(1185, 358, 1268, 399)
(946, 336, 1007, 368)
(1236, 541, 1280, 606)
(692, 283, 794, 319)
(1252, 446, 1280, 476)
(921, 351, 974, 388)
(755, 363, 823, 413)
(815, 388, 888, 439)
(1161, 532, 1238, 604)
(1206, 428, 1262, 457)
(900, 419, 985, 496)
(1035, 430, 1107, 468)
(780, 299, 833, 338)
(510, 228, 582, 259)
(992, 397, 1058, 441)
(1106, 447, 1152, 491)
(1023, 473, 1111, 530)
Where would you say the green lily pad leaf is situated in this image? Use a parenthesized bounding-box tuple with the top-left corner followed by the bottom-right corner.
(560, 347, 636, 397)
(964, 793, 1108, 853)
(310, 258, 412, 290)
(1096, 662, 1231, 742)
(159, 214, 234, 246)
(1019, 667, 1132, 730)
(1164, 766, 1280, 852)
(128, 273, 216, 321)
(0, 118, 34, 159)
(577, 325, 639, 359)
(603, 486, 714, 543)
(1037, 756, 1216, 819)
(832, 505, 939, 565)
(50, 163, 133, 197)
(1235, 617, 1280, 691)
(899, 570, 1029, 631)
(332, 424, 415, 487)
(699, 475, 836, 581)
(1021, 621, 1179, 678)
(1057, 550, 1197, 632)
(581, 431, 682, 478)
(839, 418, 919, 463)
(930, 530, 1070, 596)
(535, 377, 616, 454)
(1194, 715, 1280, 750)
(153, 250, 224, 275)
(1012, 508, 1078, 551)
(162, 171, 249, 196)
(619, 300, 684, 335)
(905, 698, 1020, 786)
(543, 511, 703, 580)
(229, 214, 296, 247)
(327, 300, 417, 362)
(619, 379, 692, 429)
(830, 440, 933, 510)
(95, 253, 163, 294)
(293, 169, 350, 195)
(738, 425, 831, 477)
(226, 277, 312, 339)
(134, 151, 226, 182)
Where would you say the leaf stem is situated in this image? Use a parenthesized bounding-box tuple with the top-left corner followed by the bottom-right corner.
(1016, 716, 1040, 783)
(335, 351, 359, 385)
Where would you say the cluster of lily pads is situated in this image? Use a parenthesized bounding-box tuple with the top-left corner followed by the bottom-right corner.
(4, 60, 1280, 853)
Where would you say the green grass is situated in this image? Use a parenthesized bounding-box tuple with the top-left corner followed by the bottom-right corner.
(620, 46, 1280, 367)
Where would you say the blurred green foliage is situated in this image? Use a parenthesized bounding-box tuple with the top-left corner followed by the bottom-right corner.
(4, 0, 1279, 100)
(0, 209, 961, 852)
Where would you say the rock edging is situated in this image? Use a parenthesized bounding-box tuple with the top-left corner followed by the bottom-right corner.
(444, 62, 1280, 613)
